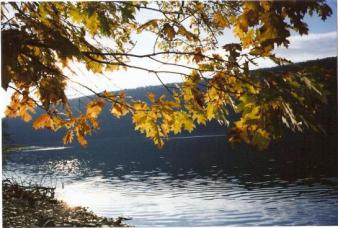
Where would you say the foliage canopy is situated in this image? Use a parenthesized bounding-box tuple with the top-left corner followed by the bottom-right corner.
(1, 1, 333, 150)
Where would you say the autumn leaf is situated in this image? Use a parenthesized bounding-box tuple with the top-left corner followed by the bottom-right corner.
(32, 114, 52, 129)
(63, 129, 74, 144)
(137, 19, 159, 33)
(213, 11, 228, 28)
(177, 25, 198, 41)
(75, 125, 88, 146)
(206, 103, 216, 120)
(17, 100, 36, 122)
(111, 103, 129, 118)
(20, 109, 33, 122)
(2, 1, 332, 149)
(193, 47, 204, 63)
(147, 92, 156, 103)
(173, 111, 195, 134)
(86, 99, 105, 118)
(163, 23, 175, 40)
(191, 110, 207, 125)
(252, 129, 270, 150)
(77, 134, 87, 146)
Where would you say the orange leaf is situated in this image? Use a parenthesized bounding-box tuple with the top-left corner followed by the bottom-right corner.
(75, 127, 87, 146)
(63, 130, 74, 144)
(163, 23, 175, 40)
(32, 114, 52, 129)
(193, 47, 204, 63)
(77, 134, 87, 146)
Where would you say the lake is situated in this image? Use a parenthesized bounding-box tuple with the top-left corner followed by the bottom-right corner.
(3, 135, 338, 226)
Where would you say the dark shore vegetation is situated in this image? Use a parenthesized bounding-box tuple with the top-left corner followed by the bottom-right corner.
(2, 179, 130, 227)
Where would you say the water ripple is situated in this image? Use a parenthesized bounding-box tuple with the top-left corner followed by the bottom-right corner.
(3, 145, 338, 226)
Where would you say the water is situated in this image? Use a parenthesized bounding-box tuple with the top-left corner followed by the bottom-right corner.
(3, 136, 338, 226)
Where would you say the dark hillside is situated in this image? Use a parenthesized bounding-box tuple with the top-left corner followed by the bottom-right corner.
(2, 57, 337, 159)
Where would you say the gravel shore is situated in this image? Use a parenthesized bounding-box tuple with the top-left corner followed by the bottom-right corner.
(2, 179, 131, 227)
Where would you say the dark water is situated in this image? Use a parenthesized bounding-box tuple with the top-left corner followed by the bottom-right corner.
(3, 136, 338, 226)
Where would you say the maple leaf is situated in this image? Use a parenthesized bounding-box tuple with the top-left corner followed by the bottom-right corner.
(86, 99, 105, 118)
(193, 47, 204, 63)
(177, 25, 198, 41)
(173, 111, 195, 134)
(2, 1, 332, 149)
(63, 129, 74, 144)
(147, 92, 156, 103)
(206, 103, 216, 120)
(137, 19, 160, 33)
(111, 103, 129, 118)
(75, 125, 88, 146)
(77, 134, 87, 146)
(213, 11, 228, 28)
(192, 111, 207, 125)
(32, 114, 52, 129)
(163, 23, 175, 40)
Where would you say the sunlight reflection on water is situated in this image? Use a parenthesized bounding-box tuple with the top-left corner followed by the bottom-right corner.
(54, 173, 338, 226)
(6, 145, 72, 153)
(3, 140, 338, 226)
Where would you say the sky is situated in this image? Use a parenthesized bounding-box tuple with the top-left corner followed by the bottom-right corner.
(1, 1, 337, 117)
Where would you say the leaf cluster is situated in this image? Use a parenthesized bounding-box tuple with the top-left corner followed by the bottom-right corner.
(1, 1, 333, 150)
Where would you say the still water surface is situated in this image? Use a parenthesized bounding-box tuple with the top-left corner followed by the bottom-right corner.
(3, 136, 338, 226)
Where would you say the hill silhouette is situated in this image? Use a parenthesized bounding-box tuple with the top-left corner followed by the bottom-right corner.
(2, 57, 337, 154)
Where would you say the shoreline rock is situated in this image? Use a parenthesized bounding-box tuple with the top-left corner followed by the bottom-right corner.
(2, 179, 131, 227)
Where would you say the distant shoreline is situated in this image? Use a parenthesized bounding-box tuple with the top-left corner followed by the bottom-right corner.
(169, 134, 227, 140)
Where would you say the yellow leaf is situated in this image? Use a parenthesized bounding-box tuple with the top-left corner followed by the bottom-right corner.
(161, 123, 170, 136)
(85, 13, 100, 36)
(177, 25, 198, 41)
(147, 92, 156, 103)
(192, 111, 207, 125)
(213, 11, 228, 28)
(88, 62, 103, 74)
(195, 2, 204, 12)
(51, 116, 63, 131)
(89, 117, 100, 129)
(133, 102, 148, 111)
(105, 64, 120, 72)
(86, 99, 105, 118)
(183, 118, 195, 133)
(19, 104, 35, 122)
(111, 103, 129, 118)
(241, 29, 255, 48)
(69, 6, 82, 23)
(206, 103, 216, 120)
(252, 128, 270, 150)
(245, 106, 260, 120)
(132, 113, 147, 128)
(137, 19, 159, 33)
(173, 112, 195, 133)
(20, 110, 32, 122)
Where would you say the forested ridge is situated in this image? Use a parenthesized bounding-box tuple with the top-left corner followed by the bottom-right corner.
(3, 57, 337, 151)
